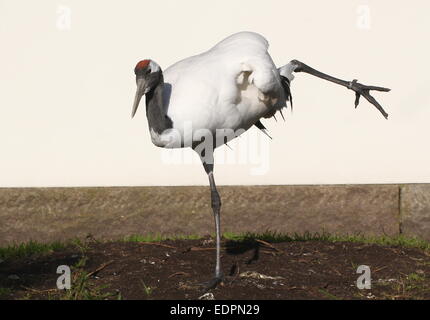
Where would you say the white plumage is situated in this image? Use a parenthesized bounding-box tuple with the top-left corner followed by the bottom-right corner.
(152, 32, 292, 148)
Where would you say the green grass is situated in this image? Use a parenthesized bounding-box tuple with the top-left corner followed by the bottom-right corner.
(0, 232, 428, 262)
(140, 280, 153, 297)
(0, 240, 66, 261)
(0, 238, 95, 262)
(407, 272, 426, 283)
(222, 231, 430, 251)
(123, 233, 201, 243)
(123, 231, 429, 251)
(403, 273, 428, 294)
(0, 287, 12, 298)
(318, 288, 341, 300)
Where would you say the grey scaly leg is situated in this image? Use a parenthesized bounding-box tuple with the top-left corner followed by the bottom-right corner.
(202, 161, 223, 290)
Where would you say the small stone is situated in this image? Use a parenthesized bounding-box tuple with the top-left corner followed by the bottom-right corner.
(377, 278, 397, 283)
(8, 275, 20, 280)
(199, 292, 215, 300)
(239, 271, 284, 280)
(202, 239, 214, 246)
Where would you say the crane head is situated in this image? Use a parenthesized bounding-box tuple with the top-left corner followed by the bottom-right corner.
(132, 59, 162, 118)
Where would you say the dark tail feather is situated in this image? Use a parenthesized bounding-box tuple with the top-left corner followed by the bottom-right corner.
(255, 76, 292, 139)
(254, 120, 272, 139)
(281, 76, 293, 111)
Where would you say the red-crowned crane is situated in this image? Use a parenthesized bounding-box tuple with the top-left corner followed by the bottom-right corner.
(131, 31, 390, 291)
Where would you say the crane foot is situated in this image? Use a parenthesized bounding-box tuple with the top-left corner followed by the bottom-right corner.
(199, 274, 224, 293)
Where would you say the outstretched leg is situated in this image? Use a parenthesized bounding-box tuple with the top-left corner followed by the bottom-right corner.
(289, 60, 390, 119)
(202, 161, 223, 290)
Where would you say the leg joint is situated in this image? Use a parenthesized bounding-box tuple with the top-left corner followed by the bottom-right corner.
(211, 189, 221, 209)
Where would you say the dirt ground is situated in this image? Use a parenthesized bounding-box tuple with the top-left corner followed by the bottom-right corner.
(1, 237, 429, 300)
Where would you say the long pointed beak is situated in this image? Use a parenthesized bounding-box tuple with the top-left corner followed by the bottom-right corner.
(131, 77, 146, 118)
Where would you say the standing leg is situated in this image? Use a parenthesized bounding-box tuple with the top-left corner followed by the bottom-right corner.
(202, 161, 223, 289)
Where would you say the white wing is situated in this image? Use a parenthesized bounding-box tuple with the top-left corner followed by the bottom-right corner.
(162, 32, 284, 146)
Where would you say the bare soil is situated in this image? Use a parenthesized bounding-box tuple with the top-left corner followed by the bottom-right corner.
(1, 237, 429, 300)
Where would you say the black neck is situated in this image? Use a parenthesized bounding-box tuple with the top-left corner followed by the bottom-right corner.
(145, 75, 173, 134)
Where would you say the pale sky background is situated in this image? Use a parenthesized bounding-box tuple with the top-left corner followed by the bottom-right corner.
(0, 0, 429, 187)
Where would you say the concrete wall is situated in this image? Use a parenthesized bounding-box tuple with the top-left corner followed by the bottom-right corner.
(0, 184, 429, 246)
